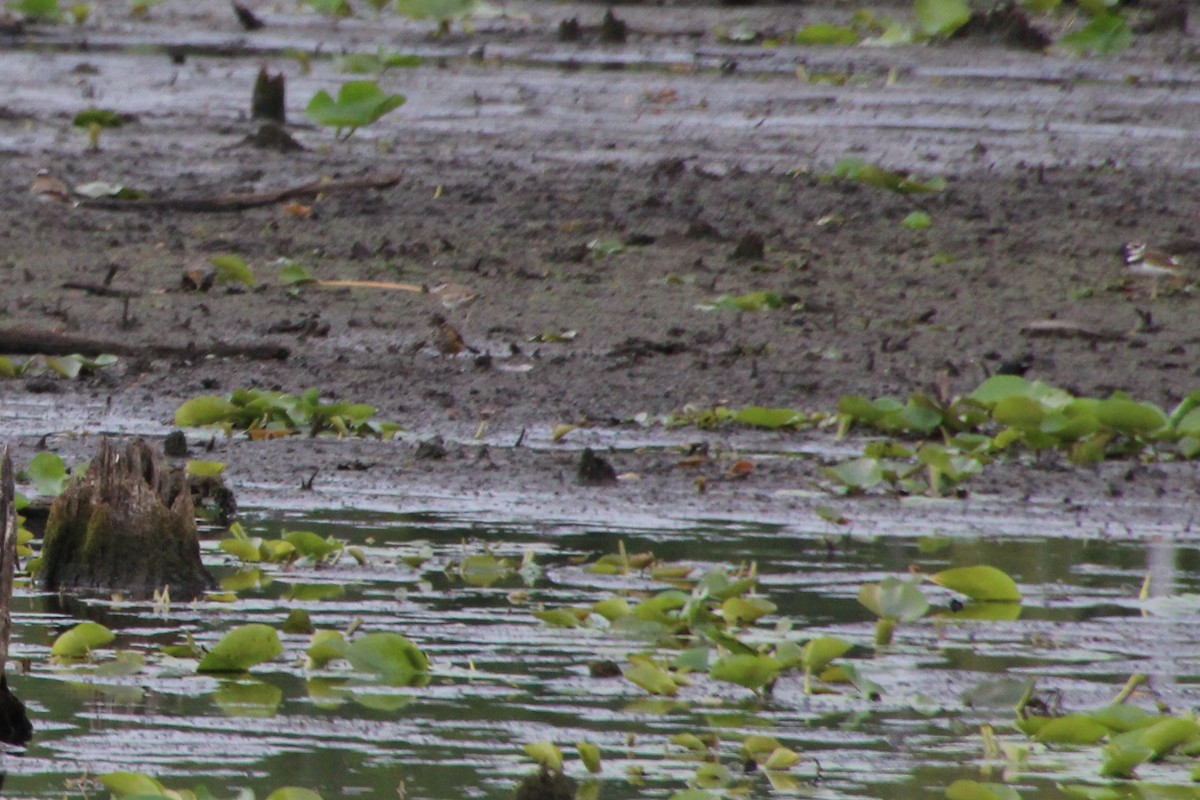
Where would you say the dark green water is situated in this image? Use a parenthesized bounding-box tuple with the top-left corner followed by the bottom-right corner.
(1, 508, 1196, 800)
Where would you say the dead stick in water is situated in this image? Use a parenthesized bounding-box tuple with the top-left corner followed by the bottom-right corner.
(76, 172, 404, 213)
(0, 326, 289, 361)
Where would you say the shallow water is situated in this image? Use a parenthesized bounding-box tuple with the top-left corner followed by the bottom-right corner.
(2, 505, 1197, 799)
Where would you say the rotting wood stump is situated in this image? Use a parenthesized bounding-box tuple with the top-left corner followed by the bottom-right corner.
(0, 447, 32, 745)
(41, 438, 214, 601)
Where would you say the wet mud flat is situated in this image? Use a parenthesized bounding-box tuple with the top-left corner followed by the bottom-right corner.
(0, 2, 1199, 520)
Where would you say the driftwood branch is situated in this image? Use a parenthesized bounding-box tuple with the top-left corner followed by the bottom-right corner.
(77, 172, 404, 213)
(0, 326, 288, 361)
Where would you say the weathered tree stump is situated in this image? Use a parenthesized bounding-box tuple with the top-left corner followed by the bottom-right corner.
(0, 447, 32, 745)
(41, 439, 214, 601)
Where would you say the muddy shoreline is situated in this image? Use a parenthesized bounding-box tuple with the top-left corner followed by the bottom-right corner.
(2, 0, 1199, 528)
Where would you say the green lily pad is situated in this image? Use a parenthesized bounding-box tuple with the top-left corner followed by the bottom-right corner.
(99, 772, 167, 797)
(342, 632, 429, 680)
(624, 656, 679, 696)
(915, 0, 971, 37)
(821, 457, 884, 491)
(929, 565, 1021, 602)
(1035, 713, 1109, 745)
(945, 780, 1021, 800)
(577, 741, 602, 773)
(283, 530, 341, 560)
(197, 623, 282, 673)
(523, 740, 564, 771)
(709, 653, 783, 692)
(51, 621, 115, 658)
(732, 406, 804, 429)
(858, 576, 929, 621)
(265, 789, 324, 800)
(800, 635, 853, 673)
(306, 630, 348, 669)
(27, 452, 68, 496)
(185, 460, 226, 477)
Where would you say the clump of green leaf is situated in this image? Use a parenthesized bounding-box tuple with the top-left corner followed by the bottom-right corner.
(219, 522, 348, 566)
(395, 0, 479, 33)
(698, 290, 785, 312)
(1056, 13, 1131, 56)
(0, 353, 117, 381)
(10, 0, 62, 22)
(72, 107, 129, 149)
(174, 387, 401, 439)
(209, 253, 256, 287)
(305, 80, 406, 139)
(829, 157, 946, 194)
(335, 49, 422, 75)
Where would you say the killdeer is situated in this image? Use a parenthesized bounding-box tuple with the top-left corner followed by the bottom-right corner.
(1123, 242, 1184, 298)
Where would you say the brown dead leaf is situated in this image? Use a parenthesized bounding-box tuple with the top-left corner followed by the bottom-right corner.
(281, 201, 312, 219)
(676, 455, 708, 469)
(725, 459, 754, 479)
(642, 87, 679, 104)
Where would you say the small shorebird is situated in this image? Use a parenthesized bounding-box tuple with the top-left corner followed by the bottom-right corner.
(429, 313, 478, 356)
(1123, 242, 1184, 298)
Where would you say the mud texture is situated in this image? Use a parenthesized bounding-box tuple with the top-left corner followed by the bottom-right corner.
(1, 0, 1200, 523)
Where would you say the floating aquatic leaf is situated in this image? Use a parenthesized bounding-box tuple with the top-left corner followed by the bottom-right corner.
(1100, 741, 1153, 778)
(52, 621, 115, 658)
(265, 789, 324, 800)
(709, 653, 783, 692)
(523, 740, 564, 771)
(763, 746, 801, 770)
(741, 735, 784, 761)
(576, 740, 602, 773)
(342, 632, 429, 680)
(27, 452, 68, 496)
(945, 780, 1022, 800)
(210, 253, 256, 287)
(901, 211, 932, 230)
(624, 656, 679, 696)
(1118, 716, 1199, 758)
(929, 565, 1021, 602)
(536, 606, 589, 628)
(1094, 397, 1167, 436)
(95, 650, 146, 678)
(99, 772, 167, 797)
(220, 537, 262, 562)
(283, 530, 341, 560)
(1035, 713, 1109, 745)
(858, 576, 929, 621)
(197, 623, 282, 673)
(459, 554, 512, 587)
(915, 0, 971, 37)
(213, 678, 284, 718)
(821, 457, 884, 491)
(306, 630, 347, 668)
(800, 636, 853, 673)
(185, 460, 226, 477)
(794, 22, 860, 45)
